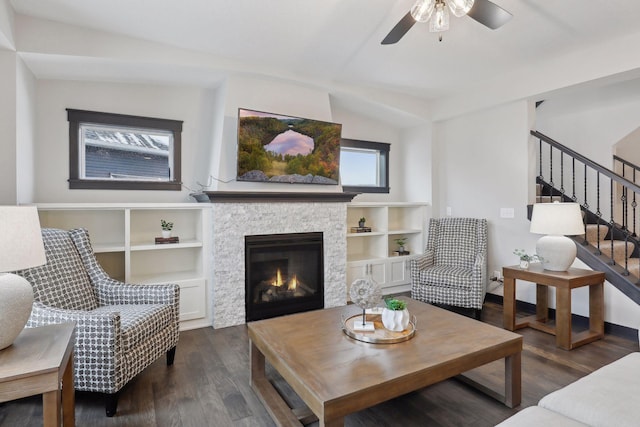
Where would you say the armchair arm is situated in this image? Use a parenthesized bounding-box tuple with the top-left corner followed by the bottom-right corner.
(94, 277, 180, 307)
(410, 250, 434, 276)
(472, 251, 488, 291)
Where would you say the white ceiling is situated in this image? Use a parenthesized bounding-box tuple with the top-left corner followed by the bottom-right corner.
(9, 0, 640, 120)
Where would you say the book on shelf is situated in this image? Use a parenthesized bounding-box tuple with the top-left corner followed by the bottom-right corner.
(350, 227, 372, 233)
(155, 236, 180, 244)
(393, 250, 410, 256)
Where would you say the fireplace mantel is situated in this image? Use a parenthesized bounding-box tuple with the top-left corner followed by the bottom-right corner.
(204, 191, 358, 203)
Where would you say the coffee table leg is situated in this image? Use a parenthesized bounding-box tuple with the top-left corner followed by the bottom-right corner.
(504, 351, 521, 408)
(250, 340, 266, 383)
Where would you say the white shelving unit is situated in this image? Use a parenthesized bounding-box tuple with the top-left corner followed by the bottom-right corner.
(35, 203, 212, 331)
(346, 202, 429, 296)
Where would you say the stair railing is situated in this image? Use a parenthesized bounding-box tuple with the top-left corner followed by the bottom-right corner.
(532, 130, 640, 277)
(614, 155, 640, 236)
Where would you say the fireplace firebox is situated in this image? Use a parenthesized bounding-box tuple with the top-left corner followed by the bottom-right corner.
(245, 232, 324, 321)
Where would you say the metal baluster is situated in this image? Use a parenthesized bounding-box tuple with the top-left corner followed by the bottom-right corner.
(560, 152, 565, 198)
(549, 145, 554, 200)
(538, 138, 544, 183)
(609, 179, 615, 266)
(620, 164, 627, 231)
(572, 158, 577, 202)
(583, 164, 589, 211)
(633, 168, 638, 237)
(594, 172, 601, 253)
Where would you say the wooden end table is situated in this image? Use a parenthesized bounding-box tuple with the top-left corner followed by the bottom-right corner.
(503, 264, 605, 350)
(0, 323, 76, 426)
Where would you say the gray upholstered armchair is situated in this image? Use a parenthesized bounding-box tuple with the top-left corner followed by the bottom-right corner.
(410, 218, 488, 319)
(16, 228, 180, 416)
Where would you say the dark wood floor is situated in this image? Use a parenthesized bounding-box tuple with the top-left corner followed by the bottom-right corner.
(1, 301, 637, 427)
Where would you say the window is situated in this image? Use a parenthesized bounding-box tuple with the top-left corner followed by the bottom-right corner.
(67, 109, 182, 190)
(340, 138, 390, 193)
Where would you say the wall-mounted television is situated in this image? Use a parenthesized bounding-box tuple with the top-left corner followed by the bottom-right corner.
(237, 108, 342, 185)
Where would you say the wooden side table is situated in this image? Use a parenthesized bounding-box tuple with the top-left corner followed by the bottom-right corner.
(503, 264, 605, 350)
(0, 323, 76, 426)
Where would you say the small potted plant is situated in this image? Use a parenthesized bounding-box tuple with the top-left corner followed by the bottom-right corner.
(359, 217, 366, 228)
(513, 249, 541, 269)
(161, 219, 174, 238)
(394, 237, 408, 253)
(381, 297, 410, 331)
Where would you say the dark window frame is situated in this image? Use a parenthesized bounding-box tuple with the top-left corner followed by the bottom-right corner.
(67, 109, 183, 190)
(340, 138, 390, 194)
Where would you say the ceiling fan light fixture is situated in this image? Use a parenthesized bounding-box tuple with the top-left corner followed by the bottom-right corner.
(429, 1, 449, 32)
(410, 0, 436, 23)
(446, 0, 475, 17)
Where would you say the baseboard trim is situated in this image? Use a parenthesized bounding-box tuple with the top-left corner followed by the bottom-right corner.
(484, 294, 638, 342)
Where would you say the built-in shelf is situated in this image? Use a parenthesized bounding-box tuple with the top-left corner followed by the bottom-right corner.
(35, 203, 212, 330)
(346, 202, 429, 296)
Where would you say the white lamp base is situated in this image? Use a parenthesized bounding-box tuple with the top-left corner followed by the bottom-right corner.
(536, 235, 577, 272)
(0, 273, 34, 350)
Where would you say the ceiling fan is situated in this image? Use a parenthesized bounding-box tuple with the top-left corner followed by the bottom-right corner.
(381, 0, 512, 44)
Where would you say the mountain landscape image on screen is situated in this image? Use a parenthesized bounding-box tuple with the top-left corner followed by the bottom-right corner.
(237, 108, 342, 184)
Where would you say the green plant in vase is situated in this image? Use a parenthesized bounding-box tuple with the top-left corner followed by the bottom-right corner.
(161, 219, 174, 238)
(382, 297, 409, 331)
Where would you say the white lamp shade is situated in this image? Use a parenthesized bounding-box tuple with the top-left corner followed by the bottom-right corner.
(0, 206, 45, 350)
(530, 202, 584, 236)
(0, 206, 46, 272)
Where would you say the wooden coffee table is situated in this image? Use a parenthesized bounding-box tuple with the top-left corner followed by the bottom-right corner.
(248, 298, 523, 427)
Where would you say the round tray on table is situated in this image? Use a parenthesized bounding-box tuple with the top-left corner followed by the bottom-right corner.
(341, 313, 416, 344)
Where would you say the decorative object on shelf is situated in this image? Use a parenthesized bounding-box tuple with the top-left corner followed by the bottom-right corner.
(349, 273, 382, 332)
(394, 237, 408, 252)
(160, 219, 174, 238)
(359, 217, 366, 228)
(0, 206, 46, 350)
(155, 236, 180, 244)
(530, 202, 584, 271)
(393, 236, 410, 255)
(382, 297, 410, 332)
(513, 249, 541, 270)
(350, 226, 372, 233)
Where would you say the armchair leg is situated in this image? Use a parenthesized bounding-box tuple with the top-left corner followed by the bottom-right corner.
(105, 392, 119, 417)
(167, 346, 176, 366)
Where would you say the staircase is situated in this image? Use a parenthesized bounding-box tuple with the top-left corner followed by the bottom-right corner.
(532, 130, 640, 305)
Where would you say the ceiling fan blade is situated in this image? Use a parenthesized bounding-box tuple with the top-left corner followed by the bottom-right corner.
(381, 12, 416, 45)
(467, 0, 512, 30)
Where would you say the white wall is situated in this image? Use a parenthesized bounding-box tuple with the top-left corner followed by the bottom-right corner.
(16, 56, 36, 203)
(33, 79, 214, 203)
(0, 50, 17, 204)
(434, 101, 536, 300)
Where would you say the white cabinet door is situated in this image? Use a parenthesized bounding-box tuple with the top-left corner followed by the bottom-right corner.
(388, 257, 409, 286)
(346, 260, 387, 295)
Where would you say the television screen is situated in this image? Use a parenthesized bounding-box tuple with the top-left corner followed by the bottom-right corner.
(237, 108, 342, 185)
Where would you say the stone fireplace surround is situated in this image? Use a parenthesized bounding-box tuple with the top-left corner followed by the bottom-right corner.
(207, 192, 356, 328)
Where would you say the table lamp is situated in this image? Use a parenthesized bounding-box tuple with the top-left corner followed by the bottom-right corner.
(530, 202, 584, 271)
(0, 206, 46, 350)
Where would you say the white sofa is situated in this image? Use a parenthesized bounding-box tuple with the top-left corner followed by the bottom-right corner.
(497, 352, 640, 427)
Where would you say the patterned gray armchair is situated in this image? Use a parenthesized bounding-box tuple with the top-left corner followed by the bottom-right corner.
(410, 218, 488, 319)
(16, 228, 180, 417)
